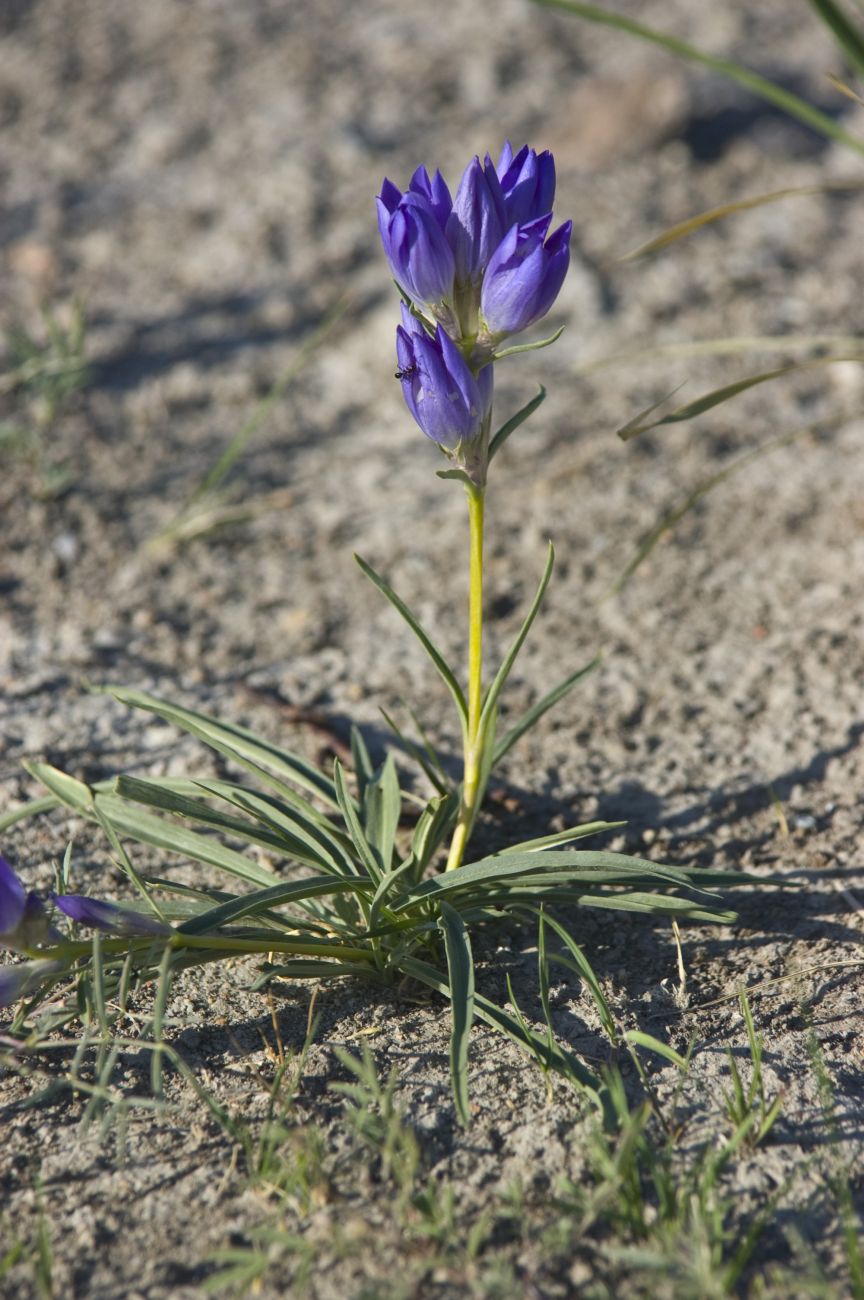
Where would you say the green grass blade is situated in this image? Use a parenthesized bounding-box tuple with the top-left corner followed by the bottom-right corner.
(479, 543, 554, 739)
(622, 181, 864, 261)
(534, 0, 864, 157)
(617, 355, 864, 441)
(492, 656, 600, 765)
(604, 417, 837, 597)
(183, 295, 348, 508)
(538, 909, 618, 1043)
(102, 686, 340, 809)
(809, 0, 864, 78)
(623, 1029, 689, 1069)
(354, 554, 468, 733)
(488, 385, 546, 462)
(439, 903, 475, 1126)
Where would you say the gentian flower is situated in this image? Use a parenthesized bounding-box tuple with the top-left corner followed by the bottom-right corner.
(377, 182, 455, 309)
(446, 155, 507, 286)
(0, 958, 65, 1008)
(54, 894, 172, 937)
(480, 215, 572, 339)
(0, 855, 55, 951)
(404, 164, 452, 230)
(495, 142, 556, 229)
(396, 306, 492, 449)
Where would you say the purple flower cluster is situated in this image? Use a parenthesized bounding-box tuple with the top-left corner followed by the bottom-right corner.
(377, 144, 571, 456)
(0, 854, 170, 1008)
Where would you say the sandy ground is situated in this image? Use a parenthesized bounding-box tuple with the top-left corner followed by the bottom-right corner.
(1, 0, 863, 1295)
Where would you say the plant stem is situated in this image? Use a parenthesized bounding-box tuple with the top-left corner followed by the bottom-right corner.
(445, 482, 485, 871)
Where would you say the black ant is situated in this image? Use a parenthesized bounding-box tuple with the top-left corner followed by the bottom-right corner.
(394, 364, 418, 380)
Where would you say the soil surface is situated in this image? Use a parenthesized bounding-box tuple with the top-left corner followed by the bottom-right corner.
(1, 1, 863, 1297)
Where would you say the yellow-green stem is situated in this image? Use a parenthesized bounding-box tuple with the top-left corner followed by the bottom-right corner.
(445, 483, 485, 871)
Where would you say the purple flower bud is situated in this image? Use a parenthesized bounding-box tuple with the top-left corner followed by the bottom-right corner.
(495, 142, 556, 229)
(55, 894, 171, 938)
(480, 216, 572, 338)
(446, 156, 507, 285)
(0, 958, 65, 1008)
(396, 307, 492, 449)
(377, 183, 455, 308)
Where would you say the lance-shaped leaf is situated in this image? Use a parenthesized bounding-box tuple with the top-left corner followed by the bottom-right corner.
(492, 656, 600, 766)
(478, 542, 554, 740)
(355, 554, 468, 734)
(439, 903, 475, 1126)
(101, 686, 340, 809)
(488, 385, 546, 462)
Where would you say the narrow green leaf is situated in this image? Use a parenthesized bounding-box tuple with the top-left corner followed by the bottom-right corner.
(809, 0, 864, 78)
(0, 793, 60, 832)
(379, 708, 449, 795)
(488, 385, 546, 462)
(492, 656, 600, 765)
(624, 1029, 689, 1070)
(436, 468, 476, 487)
(616, 359, 864, 441)
(101, 686, 340, 808)
(363, 753, 402, 874)
(189, 778, 357, 876)
(479, 543, 555, 738)
(177, 876, 367, 935)
(116, 775, 296, 852)
(333, 760, 381, 882)
(493, 325, 565, 360)
(410, 792, 459, 872)
(538, 910, 618, 1044)
(350, 726, 374, 801)
(534, 0, 864, 157)
(395, 849, 746, 911)
(439, 903, 475, 1126)
(24, 762, 94, 812)
(604, 419, 833, 597)
(400, 955, 603, 1098)
(355, 555, 468, 733)
(92, 792, 276, 887)
(622, 182, 864, 261)
(497, 820, 625, 854)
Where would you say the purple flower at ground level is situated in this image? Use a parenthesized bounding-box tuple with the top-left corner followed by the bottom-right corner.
(446, 155, 507, 285)
(480, 216, 572, 338)
(54, 894, 172, 937)
(0, 958, 65, 1008)
(396, 306, 492, 449)
(0, 856, 56, 951)
(377, 182, 455, 309)
(0, 856, 26, 937)
(495, 142, 556, 230)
